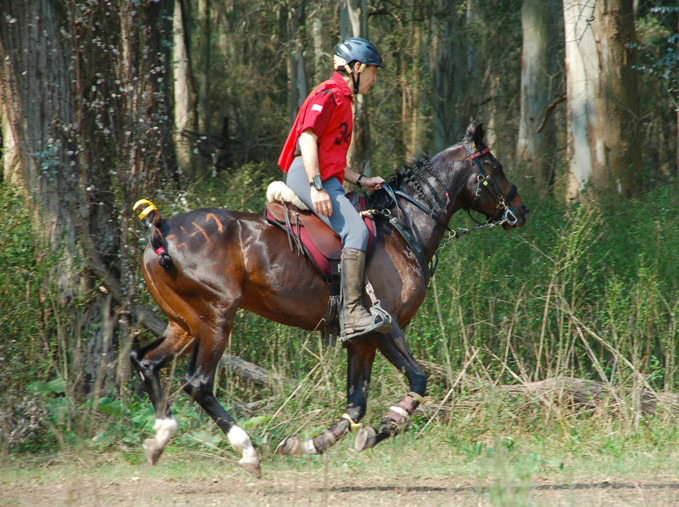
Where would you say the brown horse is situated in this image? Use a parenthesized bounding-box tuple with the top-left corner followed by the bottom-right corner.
(131, 122, 528, 478)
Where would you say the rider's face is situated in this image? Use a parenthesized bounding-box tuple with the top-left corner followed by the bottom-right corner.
(357, 65, 378, 94)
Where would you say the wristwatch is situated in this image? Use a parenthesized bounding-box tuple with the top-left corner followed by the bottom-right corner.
(309, 175, 323, 191)
(356, 174, 365, 186)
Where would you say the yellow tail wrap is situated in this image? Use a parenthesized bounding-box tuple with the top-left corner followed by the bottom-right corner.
(133, 199, 158, 220)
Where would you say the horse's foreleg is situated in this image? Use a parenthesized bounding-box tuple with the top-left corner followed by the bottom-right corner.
(354, 327, 426, 451)
(183, 321, 261, 478)
(130, 323, 192, 464)
(277, 340, 377, 455)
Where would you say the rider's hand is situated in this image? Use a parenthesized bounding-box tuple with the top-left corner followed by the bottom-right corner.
(311, 187, 333, 217)
(359, 176, 385, 191)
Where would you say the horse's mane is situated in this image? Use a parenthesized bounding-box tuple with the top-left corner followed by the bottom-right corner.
(367, 153, 440, 211)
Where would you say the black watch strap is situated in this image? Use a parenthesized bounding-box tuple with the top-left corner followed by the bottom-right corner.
(357, 174, 364, 186)
(310, 175, 323, 191)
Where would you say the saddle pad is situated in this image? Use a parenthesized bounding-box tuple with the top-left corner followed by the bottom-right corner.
(265, 197, 375, 279)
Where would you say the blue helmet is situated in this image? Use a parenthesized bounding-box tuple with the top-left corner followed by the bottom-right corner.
(334, 37, 384, 69)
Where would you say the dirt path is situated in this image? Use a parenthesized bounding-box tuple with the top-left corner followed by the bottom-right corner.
(4, 473, 679, 507)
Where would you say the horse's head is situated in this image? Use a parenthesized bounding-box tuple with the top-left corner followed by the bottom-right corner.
(460, 122, 528, 229)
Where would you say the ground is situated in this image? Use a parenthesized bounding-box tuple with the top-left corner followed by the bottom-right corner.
(4, 473, 679, 507)
(3, 433, 679, 507)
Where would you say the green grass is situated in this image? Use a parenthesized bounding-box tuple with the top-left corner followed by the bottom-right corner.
(3, 413, 679, 484)
(3, 167, 679, 474)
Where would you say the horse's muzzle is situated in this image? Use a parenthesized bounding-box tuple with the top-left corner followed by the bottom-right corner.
(502, 204, 528, 229)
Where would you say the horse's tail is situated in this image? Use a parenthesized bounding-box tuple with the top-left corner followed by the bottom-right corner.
(133, 199, 172, 268)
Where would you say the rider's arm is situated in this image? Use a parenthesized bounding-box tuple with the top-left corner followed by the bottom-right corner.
(345, 166, 385, 191)
(299, 129, 333, 218)
(344, 167, 362, 185)
(299, 130, 321, 182)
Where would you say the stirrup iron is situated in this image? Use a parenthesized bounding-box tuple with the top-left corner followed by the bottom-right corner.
(339, 278, 393, 344)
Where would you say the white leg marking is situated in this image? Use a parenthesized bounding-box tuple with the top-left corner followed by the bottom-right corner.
(302, 439, 317, 454)
(227, 425, 257, 458)
(153, 417, 178, 447)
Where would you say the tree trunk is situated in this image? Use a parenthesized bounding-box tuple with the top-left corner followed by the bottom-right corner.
(563, 0, 641, 199)
(173, 0, 196, 177)
(287, 1, 308, 125)
(0, 97, 20, 186)
(517, 0, 558, 186)
(197, 0, 211, 134)
(339, 0, 371, 175)
(431, 0, 468, 152)
(402, 9, 424, 160)
(311, 13, 325, 84)
(0, 0, 174, 397)
(0, 0, 81, 297)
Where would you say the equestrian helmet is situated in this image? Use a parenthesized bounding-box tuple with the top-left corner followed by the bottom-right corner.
(334, 37, 383, 69)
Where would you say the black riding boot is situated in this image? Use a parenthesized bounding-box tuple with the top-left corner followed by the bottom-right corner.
(340, 248, 392, 342)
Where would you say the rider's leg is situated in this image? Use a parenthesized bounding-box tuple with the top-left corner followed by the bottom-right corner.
(321, 178, 393, 341)
(287, 161, 389, 341)
(285, 157, 368, 249)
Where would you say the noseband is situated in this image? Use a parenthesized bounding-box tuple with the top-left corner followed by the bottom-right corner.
(464, 144, 518, 226)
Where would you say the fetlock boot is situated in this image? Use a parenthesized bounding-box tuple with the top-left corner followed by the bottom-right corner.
(340, 248, 392, 342)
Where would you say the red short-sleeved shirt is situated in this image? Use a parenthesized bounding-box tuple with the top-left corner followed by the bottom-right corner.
(278, 72, 353, 184)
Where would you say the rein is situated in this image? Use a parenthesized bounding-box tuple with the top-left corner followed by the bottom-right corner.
(373, 145, 518, 282)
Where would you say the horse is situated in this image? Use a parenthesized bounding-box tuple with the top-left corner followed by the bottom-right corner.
(130, 122, 528, 478)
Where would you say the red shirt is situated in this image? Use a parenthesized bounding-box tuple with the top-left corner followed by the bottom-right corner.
(278, 72, 353, 184)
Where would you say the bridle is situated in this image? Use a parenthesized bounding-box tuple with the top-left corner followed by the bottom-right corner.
(372, 144, 521, 282)
(463, 143, 519, 226)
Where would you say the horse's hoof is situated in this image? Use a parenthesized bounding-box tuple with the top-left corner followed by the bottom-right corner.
(143, 438, 164, 465)
(276, 436, 301, 455)
(354, 426, 377, 452)
(239, 456, 262, 479)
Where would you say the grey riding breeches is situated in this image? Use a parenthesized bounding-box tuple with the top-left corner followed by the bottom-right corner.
(286, 157, 369, 252)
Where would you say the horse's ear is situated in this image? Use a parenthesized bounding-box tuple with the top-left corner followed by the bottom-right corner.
(464, 121, 485, 146)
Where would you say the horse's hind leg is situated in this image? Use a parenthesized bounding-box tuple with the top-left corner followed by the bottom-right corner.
(130, 322, 192, 464)
(354, 324, 426, 451)
(183, 316, 261, 478)
(277, 339, 377, 455)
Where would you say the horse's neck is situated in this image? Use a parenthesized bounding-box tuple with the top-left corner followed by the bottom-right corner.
(398, 154, 468, 261)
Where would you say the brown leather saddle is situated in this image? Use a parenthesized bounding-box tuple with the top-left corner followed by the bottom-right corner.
(264, 193, 375, 279)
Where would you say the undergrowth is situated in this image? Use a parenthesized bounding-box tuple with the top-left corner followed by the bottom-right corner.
(2, 166, 679, 460)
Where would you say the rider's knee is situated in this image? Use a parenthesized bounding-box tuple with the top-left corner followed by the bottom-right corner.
(345, 223, 369, 251)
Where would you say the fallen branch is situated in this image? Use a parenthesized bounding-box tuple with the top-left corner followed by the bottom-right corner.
(417, 374, 679, 420)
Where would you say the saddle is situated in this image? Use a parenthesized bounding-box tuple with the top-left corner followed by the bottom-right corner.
(264, 182, 390, 344)
(264, 185, 376, 280)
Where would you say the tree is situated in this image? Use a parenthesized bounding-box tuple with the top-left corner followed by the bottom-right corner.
(288, 0, 309, 125)
(517, 0, 560, 187)
(173, 0, 198, 177)
(196, 0, 212, 134)
(340, 0, 372, 174)
(563, 0, 641, 198)
(0, 0, 175, 394)
(431, 0, 469, 153)
(400, 1, 426, 159)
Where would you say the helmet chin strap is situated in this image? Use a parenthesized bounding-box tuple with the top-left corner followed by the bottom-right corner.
(344, 63, 366, 95)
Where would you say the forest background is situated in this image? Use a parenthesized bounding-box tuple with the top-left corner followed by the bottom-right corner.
(0, 0, 679, 475)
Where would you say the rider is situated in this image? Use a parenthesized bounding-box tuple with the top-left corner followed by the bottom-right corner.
(278, 37, 391, 342)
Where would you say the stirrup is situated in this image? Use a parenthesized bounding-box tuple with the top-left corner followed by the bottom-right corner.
(339, 302, 393, 344)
